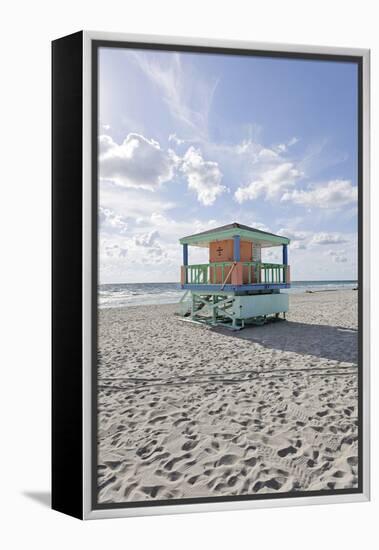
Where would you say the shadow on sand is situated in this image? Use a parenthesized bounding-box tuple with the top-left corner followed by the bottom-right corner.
(215, 320, 358, 364)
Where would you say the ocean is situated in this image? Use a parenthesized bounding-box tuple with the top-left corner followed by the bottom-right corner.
(98, 280, 358, 309)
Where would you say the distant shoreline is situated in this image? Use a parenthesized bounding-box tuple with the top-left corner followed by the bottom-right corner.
(98, 282, 358, 309)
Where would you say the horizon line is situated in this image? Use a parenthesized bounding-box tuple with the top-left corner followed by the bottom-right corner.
(99, 279, 358, 286)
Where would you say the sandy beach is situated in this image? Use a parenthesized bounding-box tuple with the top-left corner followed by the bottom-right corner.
(97, 289, 358, 504)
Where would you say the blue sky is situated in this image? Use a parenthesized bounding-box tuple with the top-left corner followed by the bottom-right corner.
(98, 47, 358, 283)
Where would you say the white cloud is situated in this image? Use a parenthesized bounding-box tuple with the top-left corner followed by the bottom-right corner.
(134, 230, 160, 248)
(312, 233, 348, 245)
(326, 250, 348, 263)
(281, 179, 357, 209)
(167, 134, 306, 209)
(275, 137, 299, 153)
(99, 133, 176, 190)
(100, 134, 227, 206)
(229, 139, 281, 165)
(277, 226, 309, 250)
(258, 148, 279, 161)
(291, 241, 306, 250)
(103, 241, 128, 258)
(234, 162, 303, 203)
(132, 230, 165, 258)
(278, 227, 308, 241)
(99, 207, 128, 234)
(288, 137, 299, 147)
(250, 221, 271, 233)
(262, 248, 282, 262)
(131, 51, 218, 138)
(181, 147, 226, 206)
(100, 229, 169, 279)
(168, 133, 186, 146)
(100, 184, 176, 221)
(148, 213, 222, 244)
(275, 227, 351, 252)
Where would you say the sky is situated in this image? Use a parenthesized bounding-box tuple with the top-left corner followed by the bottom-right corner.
(98, 46, 358, 284)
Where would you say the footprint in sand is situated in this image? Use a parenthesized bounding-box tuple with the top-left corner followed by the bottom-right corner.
(141, 486, 162, 498)
(347, 456, 358, 467)
(217, 454, 238, 466)
(244, 456, 257, 467)
(227, 475, 238, 487)
(168, 471, 182, 481)
(265, 477, 284, 490)
(332, 470, 346, 478)
(277, 445, 297, 458)
(103, 460, 122, 470)
(187, 475, 198, 485)
(182, 439, 199, 451)
(164, 453, 191, 471)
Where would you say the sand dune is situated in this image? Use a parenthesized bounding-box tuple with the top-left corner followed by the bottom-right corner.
(97, 290, 358, 504)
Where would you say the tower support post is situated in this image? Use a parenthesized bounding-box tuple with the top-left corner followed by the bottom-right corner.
(233, 235, 241, 262)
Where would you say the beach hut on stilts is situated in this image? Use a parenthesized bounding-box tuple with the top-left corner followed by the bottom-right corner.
(178, 223, 291, 330)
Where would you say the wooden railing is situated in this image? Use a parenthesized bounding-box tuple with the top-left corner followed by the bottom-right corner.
(182, 262, 289, 285)
(253, 263, 288, 285)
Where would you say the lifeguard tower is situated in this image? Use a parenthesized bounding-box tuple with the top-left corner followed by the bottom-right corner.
(178, 223, 291, 330)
